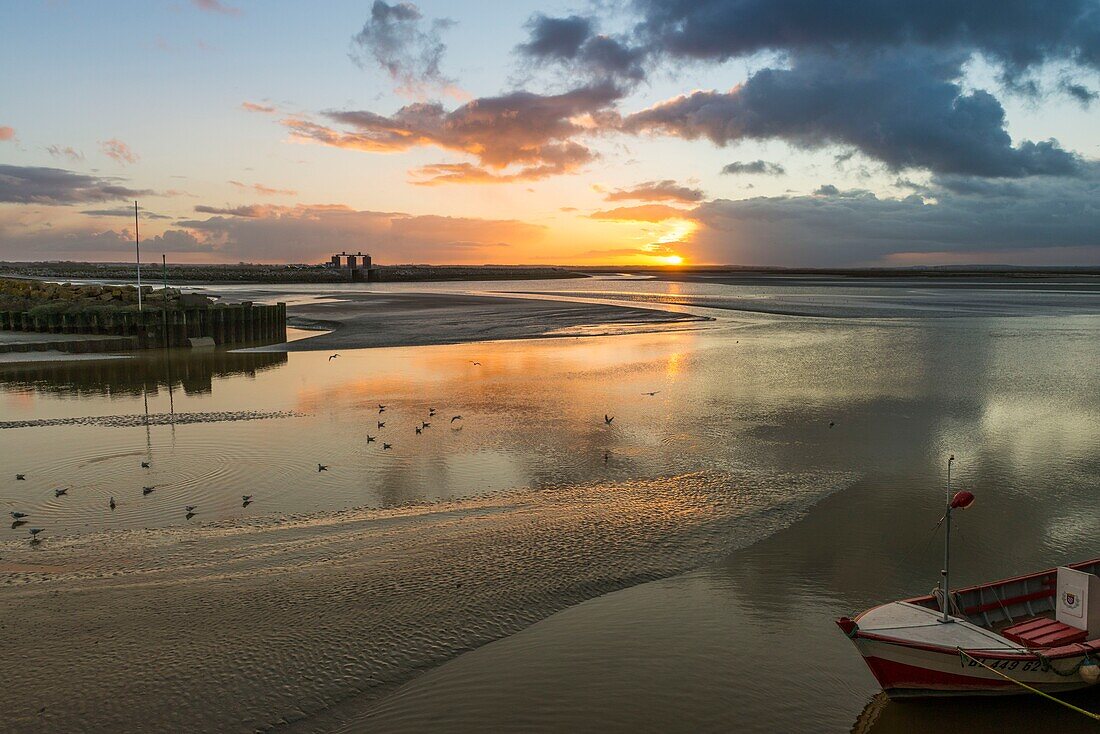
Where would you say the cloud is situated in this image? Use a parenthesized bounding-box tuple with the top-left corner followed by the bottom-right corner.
(241, 101, 276, 113)
(284, 83, 622, 184)
(1061, 81, 1098, 105)
(80, 207, 172, 220)
(0, 223, 213, 258)
(589, 204, 690, 222)
(517, 14, 646, 83)
(604, 180, 704, 203)
(0, 165, 153, 205)
(814, 184, 840, 195)
(623, 49, 1080, 178)
(100, 138, 138, 165)
(686, 163, 1100, 266)
(228, 180, 298, 196)
(350, 1, 457, 96)
(630, 0, 1100, 79)
(46, 145, 84, 162)
(191, 0, 240, 16)
(0, 126, 13, 141)
(173, 203, 547, 262)
(721, 160, 785, 175)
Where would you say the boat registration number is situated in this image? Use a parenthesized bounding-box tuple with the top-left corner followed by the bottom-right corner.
(965, 658, 1050, 672)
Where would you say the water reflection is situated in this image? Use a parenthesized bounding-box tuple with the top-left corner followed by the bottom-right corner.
(0, 348, 287, 397)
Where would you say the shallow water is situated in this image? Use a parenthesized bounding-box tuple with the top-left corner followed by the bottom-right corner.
(2, 278, 1100, 731)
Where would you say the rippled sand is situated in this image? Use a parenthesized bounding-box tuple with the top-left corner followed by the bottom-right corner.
(0, 468, 851, 732)
(0, 410, 304, 430)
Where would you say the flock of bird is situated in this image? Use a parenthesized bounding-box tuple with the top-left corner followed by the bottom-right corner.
(9, 354, 827, 548)
(9, 459, 258, 545)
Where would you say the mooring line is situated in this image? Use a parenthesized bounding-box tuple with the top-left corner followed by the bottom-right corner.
(957, 649, 1100, 722)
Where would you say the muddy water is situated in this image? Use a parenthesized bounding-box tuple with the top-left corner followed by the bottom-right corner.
(2, 279, 1100, 732)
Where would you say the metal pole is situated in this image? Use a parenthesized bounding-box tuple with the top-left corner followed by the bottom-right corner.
(135, 201, 142, 311)
(162, 254, 169, 349)
(942, 454, 955, 623)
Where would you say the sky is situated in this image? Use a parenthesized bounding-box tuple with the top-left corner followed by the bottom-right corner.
(1, 0, 1099, 267)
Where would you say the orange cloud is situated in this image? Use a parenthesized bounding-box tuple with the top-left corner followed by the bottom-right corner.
(604, 179, 704, 203)
(100, 138, 138, 164)
(282, 83, 622, 184)
(241, 101, 276, 113)
(228, 180, 297, 196)
(589, 204, 690, 222)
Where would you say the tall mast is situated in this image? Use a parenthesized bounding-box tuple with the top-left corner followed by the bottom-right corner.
(941, 454, 955, 623)
(135, 200, 143, 311)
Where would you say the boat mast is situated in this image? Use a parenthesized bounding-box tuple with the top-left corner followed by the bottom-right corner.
(135, 200, 143, 311)
(941, 454, 955, 623)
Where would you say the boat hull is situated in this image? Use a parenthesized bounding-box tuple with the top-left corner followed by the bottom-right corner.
(852, 635, 1094, 698)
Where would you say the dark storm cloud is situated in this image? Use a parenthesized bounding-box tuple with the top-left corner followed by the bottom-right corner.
(630, 0, 1100, 77)
(351, 1, 456, 94)
(0, 165, 153, 205)
(624, 49, 1080, 178)
(688, 163, 1100, 266)
(517, 13, 646, 82)
(721, 160, 786, 175)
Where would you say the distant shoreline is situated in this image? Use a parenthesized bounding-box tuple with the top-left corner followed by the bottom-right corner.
(4, 261, 1100, 285)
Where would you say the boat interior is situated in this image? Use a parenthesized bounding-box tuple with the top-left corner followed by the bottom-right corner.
(905, 559, 1100, 649)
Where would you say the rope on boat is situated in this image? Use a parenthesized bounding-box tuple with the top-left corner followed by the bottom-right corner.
(956, 649, 1100, 722)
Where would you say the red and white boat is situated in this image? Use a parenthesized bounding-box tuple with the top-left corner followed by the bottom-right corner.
(837, 457, 1100, 698)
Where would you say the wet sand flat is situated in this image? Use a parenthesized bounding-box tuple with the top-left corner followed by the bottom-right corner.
(0, 469, 848, 732)
(235, 291, 709, 351)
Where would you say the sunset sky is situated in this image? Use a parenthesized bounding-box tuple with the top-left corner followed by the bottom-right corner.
(2, 0, 1099, 266)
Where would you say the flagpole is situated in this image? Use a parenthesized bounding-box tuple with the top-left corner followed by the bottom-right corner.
(135, 200, 143, 311)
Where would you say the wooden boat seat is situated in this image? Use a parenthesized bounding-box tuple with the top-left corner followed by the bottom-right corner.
(1002, 616, 1087, 648)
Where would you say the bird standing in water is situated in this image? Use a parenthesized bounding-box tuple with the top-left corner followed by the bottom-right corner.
(141, 461, 150, 468)
(109, 497, 116, 510)
(54, 488, 68, 497)
(143, 486, 155, 495)
(10, 511, 27, 520)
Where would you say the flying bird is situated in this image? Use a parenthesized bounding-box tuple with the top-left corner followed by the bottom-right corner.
(450, 415, 462, 423)
(378, 404, 387, 413)
(428, 408, 436, 416)
(318, 464, 328, 472)
(415, 426, 422, 435)
(604, 414, 614, 426)
(109, 497, 116, 510)
(366, 434, 376, 442)
(377, 421, 385, 429)
(328, 354, 339, 361)
(421, 421, 430, 429)
(829, 421, 836, 428)
(642, 391, 660, 396)
(54, 488, 68, 497)
(470, 361, 481, 366)
(383, 443, 392, 450)
(143, 486, 155, 495)
(10, 511, 27, 520)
